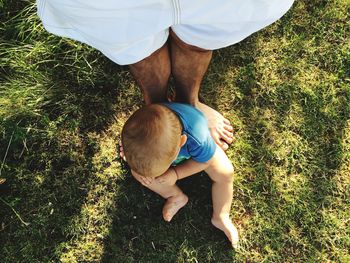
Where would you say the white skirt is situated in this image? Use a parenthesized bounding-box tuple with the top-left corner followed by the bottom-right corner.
(37, 0, 295, 65)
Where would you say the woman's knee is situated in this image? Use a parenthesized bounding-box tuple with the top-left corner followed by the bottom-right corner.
(169, 29, 211, 53)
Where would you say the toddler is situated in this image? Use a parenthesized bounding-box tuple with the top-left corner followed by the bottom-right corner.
(121, 103, 239, 248)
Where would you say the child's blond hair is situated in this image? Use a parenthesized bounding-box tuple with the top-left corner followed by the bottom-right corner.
(121, 104, 182, 177)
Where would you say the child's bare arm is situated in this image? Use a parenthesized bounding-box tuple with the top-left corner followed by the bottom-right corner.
(174, 159, 211, 180)
(155, 158, 212, 185)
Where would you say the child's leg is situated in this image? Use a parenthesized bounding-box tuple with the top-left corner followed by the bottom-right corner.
(205, 147, 239, 248)
(131, 172, 188, 222)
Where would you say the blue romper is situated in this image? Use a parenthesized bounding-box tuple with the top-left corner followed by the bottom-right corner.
(162, 103, 217, 165)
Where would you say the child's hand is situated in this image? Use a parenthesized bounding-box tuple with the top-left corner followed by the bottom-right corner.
(119, 141, 127, 162)
(155, 167, 178, 186)
(131, 169, 154, 187)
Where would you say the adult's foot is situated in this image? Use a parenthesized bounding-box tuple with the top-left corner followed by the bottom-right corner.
(197, 102, 234, 150)
(211, 215, 239, 248)
(162, 194, 189, 222)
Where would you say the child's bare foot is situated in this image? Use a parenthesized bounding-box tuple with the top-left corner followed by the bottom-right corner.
(196, 102, 233, 151)
(211, 215, 239, 248)
(162, 194, 189, 222)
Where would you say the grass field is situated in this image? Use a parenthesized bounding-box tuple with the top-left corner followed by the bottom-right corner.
(1, 0, 350, 262)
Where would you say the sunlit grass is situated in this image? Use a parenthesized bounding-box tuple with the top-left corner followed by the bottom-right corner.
(1, 0, 349, 262)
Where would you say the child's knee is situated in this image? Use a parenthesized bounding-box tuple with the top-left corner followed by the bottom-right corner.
(222, 164, 234, 182)
(210, 163, 234, 183)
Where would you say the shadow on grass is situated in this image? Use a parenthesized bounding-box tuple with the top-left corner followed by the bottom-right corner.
(0, 1, 137, 258)
(101, 169, 236, 263)
(0, 58, 130, 261)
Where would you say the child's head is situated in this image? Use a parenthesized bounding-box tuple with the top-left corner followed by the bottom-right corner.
(121, 104, 186, 177)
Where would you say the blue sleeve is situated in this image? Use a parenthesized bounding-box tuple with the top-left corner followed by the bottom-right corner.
(189, 135, 217, 163)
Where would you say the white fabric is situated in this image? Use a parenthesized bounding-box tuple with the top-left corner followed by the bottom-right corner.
(37, 0, 295, 65)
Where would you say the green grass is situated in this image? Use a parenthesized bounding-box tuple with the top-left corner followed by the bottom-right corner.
(1, 0, 349, 262)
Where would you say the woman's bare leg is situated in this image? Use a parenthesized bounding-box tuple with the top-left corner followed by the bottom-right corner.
(129, 42, 171, 104)
(169, 29, 212, 105)
(128, 31, 233, 149)
(169, 30, 234, 149)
